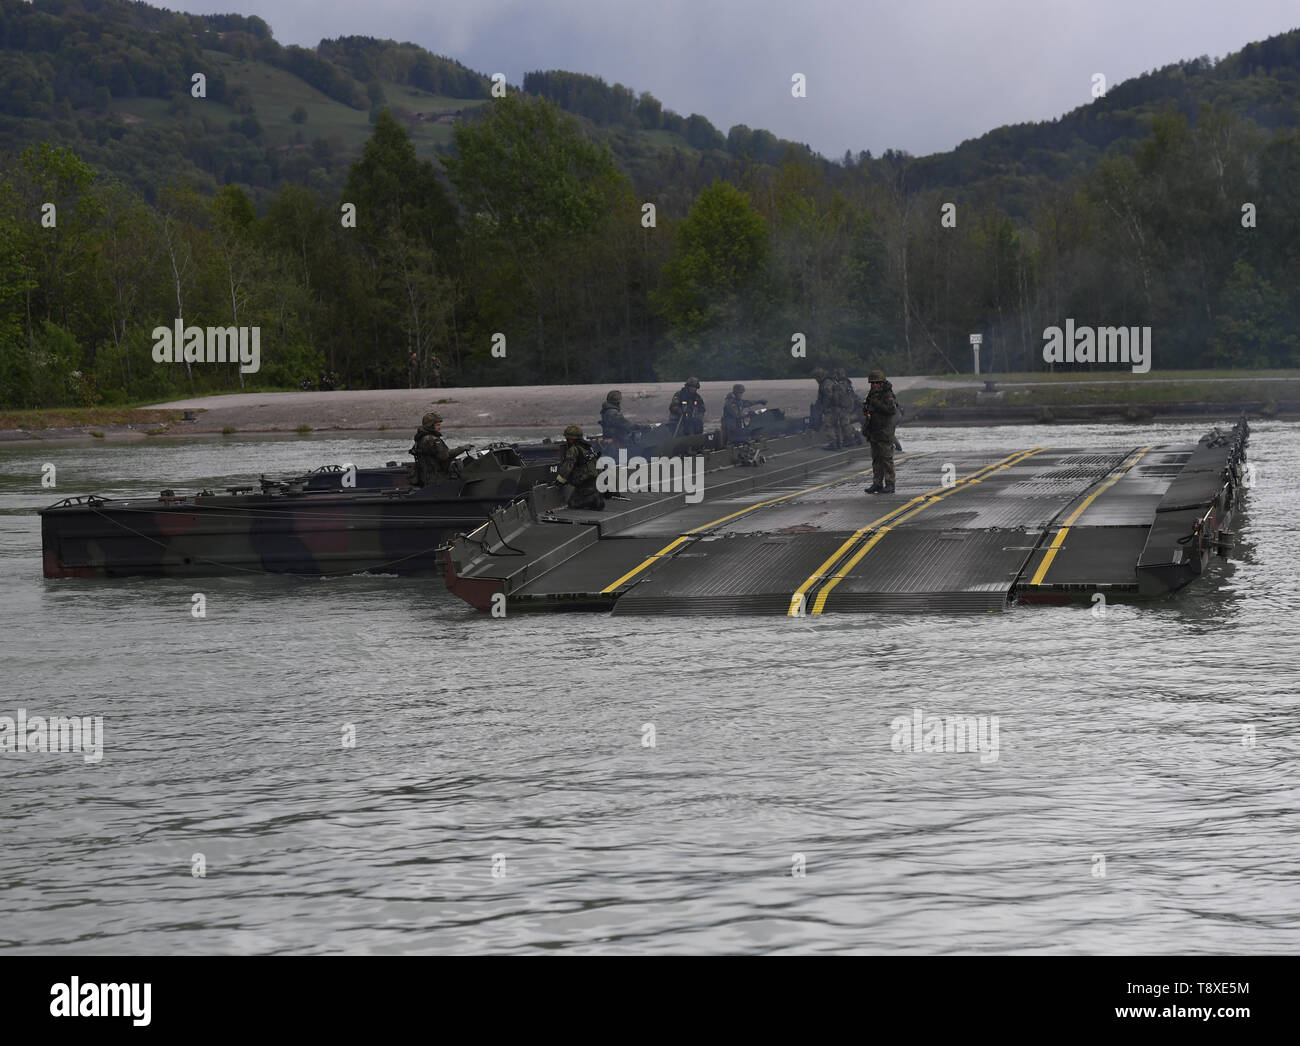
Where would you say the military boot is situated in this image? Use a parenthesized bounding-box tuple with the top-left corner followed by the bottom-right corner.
(865, 483, 884, 494)
(882, 483, 895, 494)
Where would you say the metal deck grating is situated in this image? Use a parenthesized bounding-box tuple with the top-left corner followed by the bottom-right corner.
(445, 432, 1247, 614)
(512, 536, 672, 597)
(817, 530, 1029, 609)
(1017, 527, 1149, 589)
(614, 533, 852, 611)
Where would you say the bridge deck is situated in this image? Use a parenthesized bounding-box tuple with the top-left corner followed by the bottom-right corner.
(445, 426, 1246, 614)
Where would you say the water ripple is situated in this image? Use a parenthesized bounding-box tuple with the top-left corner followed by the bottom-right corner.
(2, 422, 1297, 953)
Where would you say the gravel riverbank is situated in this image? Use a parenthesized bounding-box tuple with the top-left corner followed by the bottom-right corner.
(0, 377, 958, 445)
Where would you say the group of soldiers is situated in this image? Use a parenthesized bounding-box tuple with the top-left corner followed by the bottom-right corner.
(410, 408, 609, 510)
(603, 380, 768, 449)
(663, 378, 769, 447)
(409, 368, 901, 507)
(408, 352, 443, 388)
(811, 367, 859, 450)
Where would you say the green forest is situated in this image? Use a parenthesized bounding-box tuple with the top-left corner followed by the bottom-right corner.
(1, 0, 1299, 409)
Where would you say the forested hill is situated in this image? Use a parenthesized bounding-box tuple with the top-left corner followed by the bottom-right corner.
(911, 31, 1300, 215)
(5, 0, 1296, 207)
(0, 0, 493, 202)
(2, 1, 1299, 410)
(0, 0, 817, 204)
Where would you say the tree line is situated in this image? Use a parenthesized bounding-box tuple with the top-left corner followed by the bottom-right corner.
(2, 90, 1297, 410)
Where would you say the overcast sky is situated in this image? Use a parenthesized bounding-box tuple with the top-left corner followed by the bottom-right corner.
(172, 0, 1299, 157)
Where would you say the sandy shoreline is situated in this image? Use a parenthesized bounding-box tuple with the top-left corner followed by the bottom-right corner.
(151, 378, 931, 431)
(1, 378, 952, 445)
(3, 375, 1284, 446)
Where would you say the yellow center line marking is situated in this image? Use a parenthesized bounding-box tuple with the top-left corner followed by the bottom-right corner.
(804, 447, 1049, 615)
(1026, 445, 1153, 587)
(788, 499, 929, 614)
(789, 449, 1045, 615)
(787, 448, 1044, 615)
(599, 458, 892, 594)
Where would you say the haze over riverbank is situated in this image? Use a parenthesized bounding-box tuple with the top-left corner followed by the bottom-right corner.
(4, 372, 1296, 446)
(0, 377, 952, 445)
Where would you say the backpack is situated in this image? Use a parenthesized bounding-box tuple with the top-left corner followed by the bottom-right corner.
(568, 438, 601, 482)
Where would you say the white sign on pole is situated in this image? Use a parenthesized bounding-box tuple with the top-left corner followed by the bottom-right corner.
(970, 334, 982, 375)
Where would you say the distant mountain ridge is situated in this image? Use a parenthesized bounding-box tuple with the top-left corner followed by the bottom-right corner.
(2, 0, 1297, 209)
(905, 30, 1300, 214)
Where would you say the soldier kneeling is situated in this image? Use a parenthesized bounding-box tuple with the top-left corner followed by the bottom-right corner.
(556, 424, 605, 510)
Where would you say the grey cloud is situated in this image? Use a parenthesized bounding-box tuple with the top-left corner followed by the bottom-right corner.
(176, 0, 1300, 157)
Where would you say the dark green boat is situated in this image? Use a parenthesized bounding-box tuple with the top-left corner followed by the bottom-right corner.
(40, 407, 814, 580)
(40, 446, 553, 579)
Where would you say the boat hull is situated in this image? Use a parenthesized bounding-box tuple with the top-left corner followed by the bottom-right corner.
(39, 490, 524, 578)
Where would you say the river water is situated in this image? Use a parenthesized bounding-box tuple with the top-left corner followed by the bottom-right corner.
(2, 420, 1297, 954)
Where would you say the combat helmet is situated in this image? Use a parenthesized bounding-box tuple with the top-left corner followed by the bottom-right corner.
(564, 424, 583, 439)
(835, 367, 847, 380)
(868, 369, 887, 382)
(608, 390, 622, 403)
(811, 367, 826, 381)
(421, 411, 443, 429)
(686, 377, 700, 388)
(733, 383, 745, 394)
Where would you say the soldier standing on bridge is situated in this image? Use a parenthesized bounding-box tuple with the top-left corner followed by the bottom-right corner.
(818, 370, 840, 446)
(821, 369, 852, 449)
(810, 368, 827, 430)
(864, 370, 899, 494)
(832, 368, 857, 449)
(668, 377, 706, 435)
(835, 368, 857, 403)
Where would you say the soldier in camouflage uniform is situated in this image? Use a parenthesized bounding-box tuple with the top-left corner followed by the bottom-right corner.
(810, 368, 828, 430)
(818, 370, 840, 446)
(863, 370, 899, 494)
(836, 368, 865, 446)
(832, 368, 857, 448)
(410, 411, 472, 487)
(820, 370, 851, 449)
(668, 377, 706, 435)
(556, 424, 605, 510)
(600, 390, 645, 449)
(720, 383, 767, 447)
(835, 368, 857, 401)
